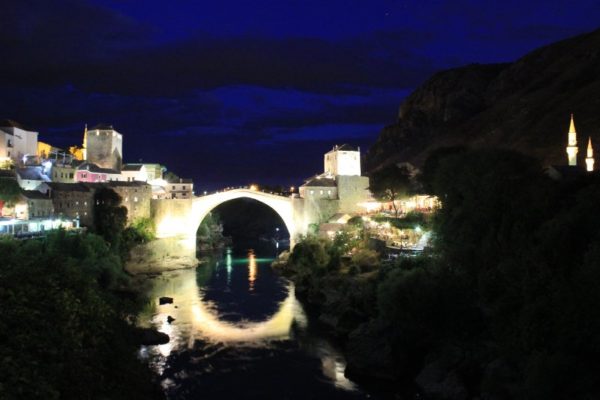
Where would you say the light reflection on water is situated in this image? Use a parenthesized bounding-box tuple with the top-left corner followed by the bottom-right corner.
(138, 248, 362, 397)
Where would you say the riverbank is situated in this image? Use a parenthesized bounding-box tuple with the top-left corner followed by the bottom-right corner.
(275, 252, 411, 390)
(274, 239, 475, 400)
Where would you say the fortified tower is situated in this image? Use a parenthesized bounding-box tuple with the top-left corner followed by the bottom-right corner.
(324, 144, 361, 176)
(586, 137, 595, 172)
(566, 114, 578, 166)
(83, 124, 123, 171)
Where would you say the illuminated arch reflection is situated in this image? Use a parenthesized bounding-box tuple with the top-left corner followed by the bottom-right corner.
(148, 267, 307, 358)
(143, 257, 358, 392)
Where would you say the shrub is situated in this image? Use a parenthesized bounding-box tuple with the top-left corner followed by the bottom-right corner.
(351, 248, 380, 272)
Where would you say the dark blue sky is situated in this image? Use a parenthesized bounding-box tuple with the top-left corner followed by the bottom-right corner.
(2, 0, 599, 190)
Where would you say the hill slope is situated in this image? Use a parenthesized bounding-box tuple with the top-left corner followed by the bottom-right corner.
(366, 28, 600, 170)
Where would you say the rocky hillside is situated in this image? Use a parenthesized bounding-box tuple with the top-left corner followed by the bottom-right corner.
(367, 28, 600, 170)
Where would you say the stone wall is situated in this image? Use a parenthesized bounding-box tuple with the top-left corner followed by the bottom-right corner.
(152, 198, 194, 237)
(125, 235, 198, 274)
(85, 130, 122, 171)
(336, 175, 370, 213)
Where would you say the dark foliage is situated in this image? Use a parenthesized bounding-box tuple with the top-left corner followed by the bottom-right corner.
(0, 232, 161, 400)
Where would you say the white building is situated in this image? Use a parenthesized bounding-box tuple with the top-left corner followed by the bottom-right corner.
(324, 144, 362, 177)
(300, 144, 371, 214)
(16, 167, 50, 190)
(0, 120, 39, 167)
(121, 164, 149, 182)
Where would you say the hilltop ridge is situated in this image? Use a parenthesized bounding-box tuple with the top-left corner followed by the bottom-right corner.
(367, 28, 600, 170)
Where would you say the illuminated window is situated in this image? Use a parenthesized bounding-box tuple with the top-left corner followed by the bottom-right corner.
(134, 197, 138, 202)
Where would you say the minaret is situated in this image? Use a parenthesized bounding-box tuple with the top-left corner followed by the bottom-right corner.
(82, 124, 88, 161)
(566, 113, 578, 166)
(586, 137, 595, 172)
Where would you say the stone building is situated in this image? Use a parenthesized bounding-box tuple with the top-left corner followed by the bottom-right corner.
(0, 120, 38, 167)
(20, 190, 54, 219)
(298, 176, 338, 200)
(83, 124, 123, 171)
(45, 182, 95, 227)
(324, 144, 362, 176)
(121, 163, 163, 182)
(104, 181, 152, 222)
(299, 144, 371, 222)
(165, 178, 194, 199)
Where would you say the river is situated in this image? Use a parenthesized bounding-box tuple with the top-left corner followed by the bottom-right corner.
(138, 241, 386, 399)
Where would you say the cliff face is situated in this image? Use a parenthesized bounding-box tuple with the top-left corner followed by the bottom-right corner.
(367, 28, 600, 170)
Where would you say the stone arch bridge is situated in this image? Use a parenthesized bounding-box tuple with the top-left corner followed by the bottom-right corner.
(152, 188, 314, 245)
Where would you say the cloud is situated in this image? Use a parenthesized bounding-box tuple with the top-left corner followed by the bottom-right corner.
(0, 1, 437, 96)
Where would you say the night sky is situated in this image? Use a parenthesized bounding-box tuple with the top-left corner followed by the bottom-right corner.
(2, 1, 600, 191)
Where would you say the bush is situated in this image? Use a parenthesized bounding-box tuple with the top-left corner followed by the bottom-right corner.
(351, 248, 379, 272)
(0, 232, 159, 400)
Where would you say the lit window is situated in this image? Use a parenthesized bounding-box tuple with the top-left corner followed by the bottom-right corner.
(134, 197, 138, 202)
(125, 197, 128, 202)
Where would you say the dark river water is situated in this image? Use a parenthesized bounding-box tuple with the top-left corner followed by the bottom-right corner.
(138, 241, 386, 400)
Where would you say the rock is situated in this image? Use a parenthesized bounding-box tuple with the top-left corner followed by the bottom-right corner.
(159, 296, 173, 305)
(167, 315, 176, 324)
(344, 322, 398, 381)
(367, 28, 600, 172)
(416, 361, 468, 400)
(480, 358, 519, 400)
(138, 328, 170, 346)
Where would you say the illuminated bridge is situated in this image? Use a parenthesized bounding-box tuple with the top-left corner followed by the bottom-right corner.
(153, 188, 309, 245)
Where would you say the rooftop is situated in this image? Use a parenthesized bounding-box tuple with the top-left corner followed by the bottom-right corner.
(329, 144, 359, 152)
(16, 167, 48, 181)
(47, 182, 91, 192)
(89, 123, 115, 131)
(77, 162, 120, 175)
(122, 164, 144, 171)
(0, 119, 33, 131)
(21, 190, 50, 200)
(166, 177, 193, 184)
(301, 176, 337, 187)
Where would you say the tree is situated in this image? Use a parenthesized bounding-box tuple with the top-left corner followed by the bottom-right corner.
(419, 145, 468, 193)
(369, 163, 414, 217)
(0, 178, 21, 208)
(164, 170, 180, 183)
(94, 188, 128, 247)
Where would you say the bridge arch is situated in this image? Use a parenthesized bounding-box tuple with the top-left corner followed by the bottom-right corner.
(190, 189, 297, 240)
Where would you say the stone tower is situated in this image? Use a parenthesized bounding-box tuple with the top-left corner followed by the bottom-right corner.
(566, 114, 578, 166)
(323, 144, 361, 176)
(84, 124, 123, 171)
(586, 137, 595, 172)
